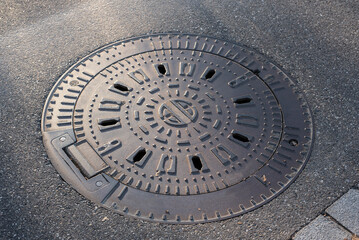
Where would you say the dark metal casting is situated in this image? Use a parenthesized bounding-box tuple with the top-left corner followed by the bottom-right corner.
(41, 34, 313, 223)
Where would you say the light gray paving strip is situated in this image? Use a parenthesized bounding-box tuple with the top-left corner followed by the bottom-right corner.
(293, 215, 352, 240)
(326, 189, 359, 235)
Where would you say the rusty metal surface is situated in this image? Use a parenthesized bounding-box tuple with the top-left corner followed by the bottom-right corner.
(41, 33, 313, 223)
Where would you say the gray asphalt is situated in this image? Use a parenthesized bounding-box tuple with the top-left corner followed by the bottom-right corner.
(0, 0, 358, 239)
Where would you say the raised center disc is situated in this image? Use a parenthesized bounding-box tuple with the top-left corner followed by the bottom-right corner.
(41, 34, 313, 223)
(159, 99, 198, 126)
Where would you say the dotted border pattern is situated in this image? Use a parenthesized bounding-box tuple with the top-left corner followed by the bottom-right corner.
(41, 33, 314, 224)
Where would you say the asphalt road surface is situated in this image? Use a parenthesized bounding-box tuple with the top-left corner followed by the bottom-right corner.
(1, 0, 358, 239)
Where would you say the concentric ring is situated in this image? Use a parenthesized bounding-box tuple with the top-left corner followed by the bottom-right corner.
(41, 34, 313, 223)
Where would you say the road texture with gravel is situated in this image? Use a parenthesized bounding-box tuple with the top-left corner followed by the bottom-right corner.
(0, 1, 358, 239)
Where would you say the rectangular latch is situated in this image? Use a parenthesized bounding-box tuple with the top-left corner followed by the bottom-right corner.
(65, 140, 108, 178)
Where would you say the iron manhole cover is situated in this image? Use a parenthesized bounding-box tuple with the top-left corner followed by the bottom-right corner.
(41, 34, 313, 223)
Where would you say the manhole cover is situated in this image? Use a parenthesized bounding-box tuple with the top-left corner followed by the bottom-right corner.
(41, 34, 313, 223)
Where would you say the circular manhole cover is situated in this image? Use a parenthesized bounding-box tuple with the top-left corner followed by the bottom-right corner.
(41, 34, 313, 223)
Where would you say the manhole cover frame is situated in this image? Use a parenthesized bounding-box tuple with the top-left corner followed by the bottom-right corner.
(41, 33, 314, 224)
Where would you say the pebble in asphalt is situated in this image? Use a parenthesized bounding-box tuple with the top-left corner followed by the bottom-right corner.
(1, 0, 359, 239)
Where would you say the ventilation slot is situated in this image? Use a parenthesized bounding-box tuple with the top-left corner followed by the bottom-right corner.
(234, 97, 252, 104)
(99, 119, 119, 126)
(192, 156, 203, 170)
(133, 149, 146, 162)
(232, 133, 249, 142)
(114, 83, 129, 92)
(157, 64, 166, 74)
(205, 69, 216, 79)
(126, 147, 152, 167)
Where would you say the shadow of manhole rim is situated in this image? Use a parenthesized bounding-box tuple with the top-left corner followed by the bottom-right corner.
(41, 33, 314, 224)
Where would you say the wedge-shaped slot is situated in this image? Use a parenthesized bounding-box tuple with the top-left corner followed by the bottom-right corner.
(126, 147, 152, 167)
(108, 81, 132, 96)
(187, 153, 209, 174)
(232, 95, 254, 107)
(228, 130, 253, 148)
(154, 63, 170, 76)
(97, 117, 121, 131)
(233, 97, 252, 104)
(192, 156, 202, 170)
(200, 67, 221, 82)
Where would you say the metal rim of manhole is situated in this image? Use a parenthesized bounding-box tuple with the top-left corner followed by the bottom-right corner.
(41, 33, 313, 224)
